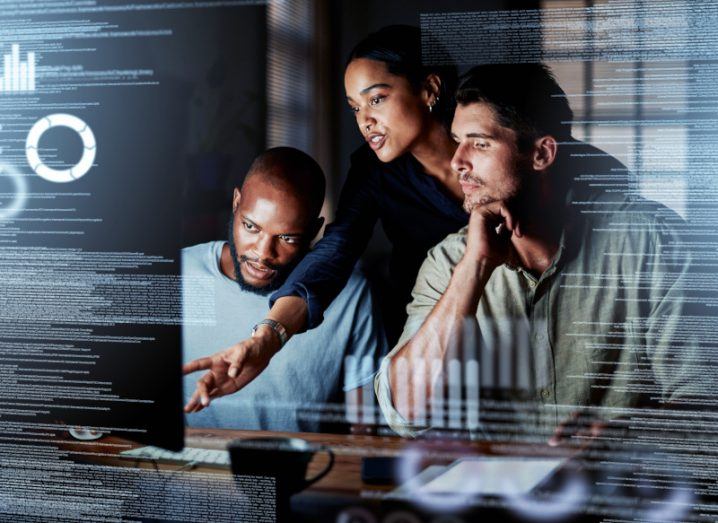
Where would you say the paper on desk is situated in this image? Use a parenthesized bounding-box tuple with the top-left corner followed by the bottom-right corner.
(418, 457, 565, 497)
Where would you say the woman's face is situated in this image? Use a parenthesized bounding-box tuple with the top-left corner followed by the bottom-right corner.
(345, 58, 432, 163)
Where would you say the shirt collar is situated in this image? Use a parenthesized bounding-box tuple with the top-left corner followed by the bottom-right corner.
(503, 180, 579, 280)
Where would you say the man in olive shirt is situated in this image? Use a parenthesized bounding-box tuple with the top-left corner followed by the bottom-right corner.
(375, 64, 706, 441)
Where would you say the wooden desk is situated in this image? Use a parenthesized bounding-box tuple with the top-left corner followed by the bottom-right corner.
(56, 428, 577, 522)
(187, 427, 405, 496)
(61, 428, 565, 497)
(61, 427, 568, 497)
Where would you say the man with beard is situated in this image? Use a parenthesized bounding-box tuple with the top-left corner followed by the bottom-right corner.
(375, 64, 705, 443)
(183, 147, 387, 432)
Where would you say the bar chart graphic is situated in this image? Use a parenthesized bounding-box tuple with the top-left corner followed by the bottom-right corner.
(0, 44, 35, 93)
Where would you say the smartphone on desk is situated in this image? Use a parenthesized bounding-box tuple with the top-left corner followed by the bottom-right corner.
(361, 456, 400, 485)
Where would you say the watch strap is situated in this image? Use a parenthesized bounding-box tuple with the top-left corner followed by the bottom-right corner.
(252, 319, 288, 347)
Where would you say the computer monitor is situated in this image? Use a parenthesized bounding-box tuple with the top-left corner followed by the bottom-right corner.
(3, 2, 718, 522)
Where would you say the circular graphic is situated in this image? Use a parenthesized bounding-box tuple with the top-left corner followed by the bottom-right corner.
(396, 442, 480, 513)
(384, 511, 422, 523)
(68, 426, 103, 441)
(335, 507, 377, 523)
(25, 113, 96, 183)
(0, 162, 27, 220)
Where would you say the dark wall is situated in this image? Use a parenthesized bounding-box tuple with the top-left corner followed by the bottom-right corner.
(177, 6, 267, 246)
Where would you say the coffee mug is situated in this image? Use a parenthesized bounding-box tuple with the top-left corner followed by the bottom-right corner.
(228, 437, 335, 495)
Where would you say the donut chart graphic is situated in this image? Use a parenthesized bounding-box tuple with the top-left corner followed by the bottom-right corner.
(25, 113, 96, 183)
(0, 162, 27, 220)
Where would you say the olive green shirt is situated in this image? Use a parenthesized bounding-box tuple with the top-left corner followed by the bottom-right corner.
(375, 186, 704, 438)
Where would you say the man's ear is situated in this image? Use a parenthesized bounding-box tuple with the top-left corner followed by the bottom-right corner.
(232, 188, 241, 213)
(532, 135, 558, 172)
(310, 216, 325, 241)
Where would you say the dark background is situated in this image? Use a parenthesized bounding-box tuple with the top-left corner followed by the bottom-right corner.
(182, 0, 539, 279)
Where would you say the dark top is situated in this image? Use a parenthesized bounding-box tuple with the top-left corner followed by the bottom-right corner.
(270, 144, 468, 331)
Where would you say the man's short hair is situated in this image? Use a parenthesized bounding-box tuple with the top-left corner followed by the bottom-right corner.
(243, 146, 326, 218)
(455, 63, 573, 150)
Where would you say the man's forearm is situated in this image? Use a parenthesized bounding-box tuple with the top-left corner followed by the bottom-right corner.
(251, 296, 308, 354)
(267, 296, 308, 337)
(389, 257, 496, 421)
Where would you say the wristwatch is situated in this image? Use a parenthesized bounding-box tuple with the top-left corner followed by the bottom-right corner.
(251, 319, 288, 347)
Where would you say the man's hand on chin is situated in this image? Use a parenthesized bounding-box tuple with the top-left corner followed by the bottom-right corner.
(464, 200, 521, 268)
(182, 327, 281, 413)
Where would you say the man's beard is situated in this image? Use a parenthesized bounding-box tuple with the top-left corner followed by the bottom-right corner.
(226, 215, 298, 296)
(462, 177, 521, 214)
(462, 181, 499, 213)
(461, 157, 533, 215)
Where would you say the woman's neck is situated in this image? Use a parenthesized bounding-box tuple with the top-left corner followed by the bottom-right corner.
(409, 120, 462, 200)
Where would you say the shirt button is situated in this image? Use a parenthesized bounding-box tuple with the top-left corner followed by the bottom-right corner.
(528, 280, 536, 288)
(541, 389, 551, 398)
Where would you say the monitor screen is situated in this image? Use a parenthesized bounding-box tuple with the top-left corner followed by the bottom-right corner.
(2, 1, 718, 522)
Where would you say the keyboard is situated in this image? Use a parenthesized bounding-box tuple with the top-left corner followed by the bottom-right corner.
(120, 445, 230, 467)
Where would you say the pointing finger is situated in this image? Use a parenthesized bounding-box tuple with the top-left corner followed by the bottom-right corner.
(183, 357, 214, 375)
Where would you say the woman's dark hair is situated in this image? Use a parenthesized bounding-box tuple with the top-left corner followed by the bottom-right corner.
(347, 25, 457, 129)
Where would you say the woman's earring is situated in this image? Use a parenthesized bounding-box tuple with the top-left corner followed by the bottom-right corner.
(429, 96, 440, 113)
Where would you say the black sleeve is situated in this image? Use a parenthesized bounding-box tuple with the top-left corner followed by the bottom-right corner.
(269, 147, 381, 329)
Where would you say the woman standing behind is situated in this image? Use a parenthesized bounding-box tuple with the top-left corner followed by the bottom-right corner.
(184, 25, 468, 410)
